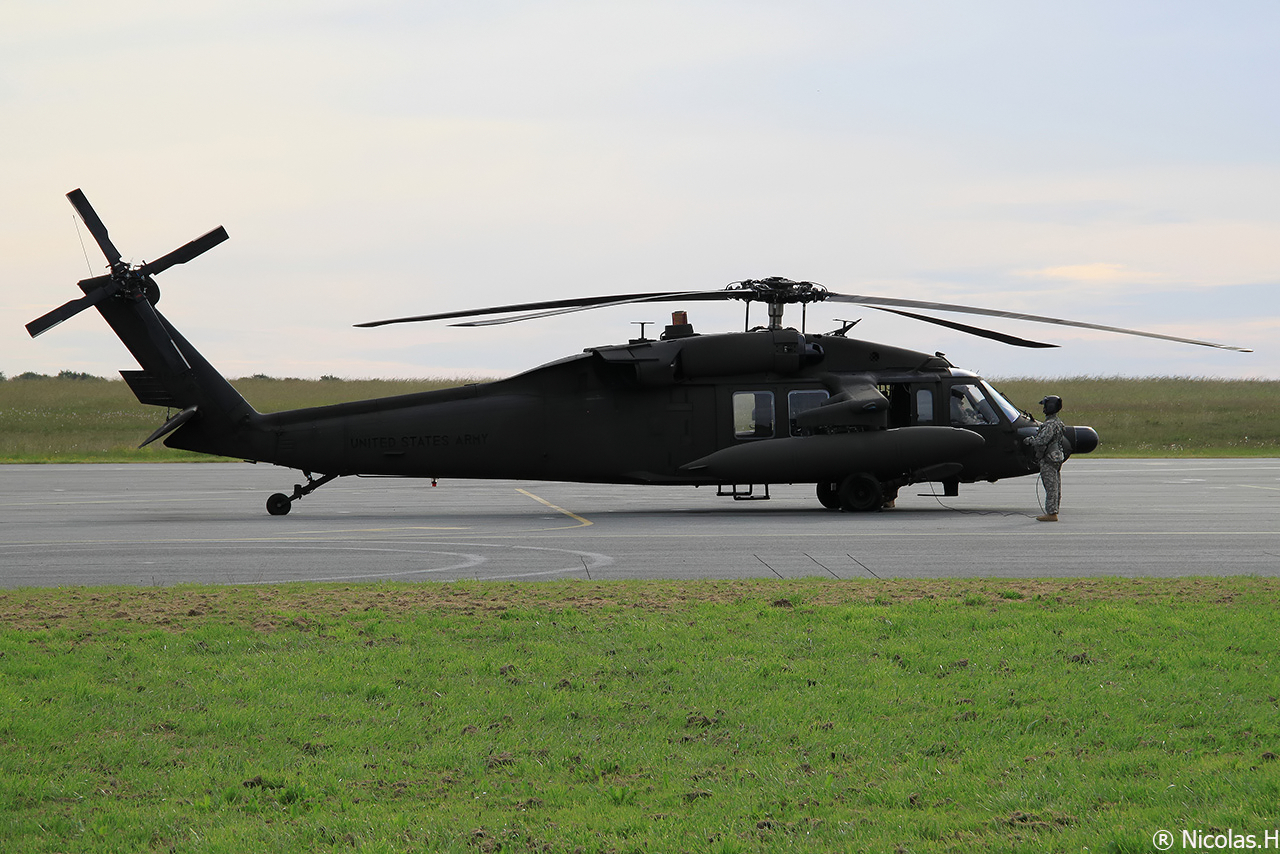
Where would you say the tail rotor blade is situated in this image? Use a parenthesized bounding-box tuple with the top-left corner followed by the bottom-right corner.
(34, 192, 228, 339)
(25, 276, 116, 338)
(140, 226, 229, 276)
(66, 188, 123, 267)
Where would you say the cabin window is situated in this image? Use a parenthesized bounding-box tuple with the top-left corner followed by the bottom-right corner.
(733, 391, 775, 439)
(948, 383, 1000, 426)
(787, 389, 829, 436)
(915, 388, 934, 424)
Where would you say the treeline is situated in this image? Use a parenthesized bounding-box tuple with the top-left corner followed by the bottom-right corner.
(0, 374, 479, 462)
(1, 370, 107, 382)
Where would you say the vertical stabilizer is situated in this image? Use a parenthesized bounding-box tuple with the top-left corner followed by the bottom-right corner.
(27, 189, 261, 456)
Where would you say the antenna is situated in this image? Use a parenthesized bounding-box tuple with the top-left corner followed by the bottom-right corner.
(630, 321, 653, 342)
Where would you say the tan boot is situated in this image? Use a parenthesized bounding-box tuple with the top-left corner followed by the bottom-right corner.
(1036, 513, 1058, 522)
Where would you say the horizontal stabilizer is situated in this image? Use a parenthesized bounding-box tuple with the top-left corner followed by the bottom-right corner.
(121, 370, 180, 407)
(139, 406, 198, 448)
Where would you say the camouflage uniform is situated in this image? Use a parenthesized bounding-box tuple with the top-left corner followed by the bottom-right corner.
(1025, 413, 1065, 515)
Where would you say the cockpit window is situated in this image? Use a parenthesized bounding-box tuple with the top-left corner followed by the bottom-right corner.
(981, 382, 1023, 423)
(733, 391, 775, 438)
(948, 383, 1000, 426)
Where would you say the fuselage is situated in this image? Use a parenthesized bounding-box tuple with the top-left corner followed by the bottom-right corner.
(166, 322, 1097, 494)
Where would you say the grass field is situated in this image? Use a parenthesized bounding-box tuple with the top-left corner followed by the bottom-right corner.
(0, 375, 476, 463)
(989, 377, 1280, 457)
(1, 374, 1278, 462)
(2, 578, 1278, 853)
(4, 377, 1278, 850)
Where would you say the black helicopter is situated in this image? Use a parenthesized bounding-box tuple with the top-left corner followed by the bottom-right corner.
(27, 190, 1250, 515)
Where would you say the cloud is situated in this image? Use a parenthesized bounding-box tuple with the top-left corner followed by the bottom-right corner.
(1017, 263, 1164, 283)
(6, 1, 1280, 380)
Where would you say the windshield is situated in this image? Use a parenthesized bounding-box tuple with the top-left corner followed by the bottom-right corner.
(949, 384, 998, 426)
(981, 382, 1024, 423)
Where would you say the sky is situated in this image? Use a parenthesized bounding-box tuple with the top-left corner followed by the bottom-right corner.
(3, 1, 1278, 381)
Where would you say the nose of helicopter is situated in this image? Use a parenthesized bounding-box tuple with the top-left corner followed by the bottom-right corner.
(1070, 425, 1099, 454)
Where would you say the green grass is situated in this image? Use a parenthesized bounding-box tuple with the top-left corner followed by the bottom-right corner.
(2, 578, 1278, 852)
(0, 376, 478, 463)
(990, 377, 1280, 456)
(2, 375, 1279, 462)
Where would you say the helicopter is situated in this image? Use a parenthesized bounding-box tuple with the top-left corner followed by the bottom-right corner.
(27, 189, 1251, 516)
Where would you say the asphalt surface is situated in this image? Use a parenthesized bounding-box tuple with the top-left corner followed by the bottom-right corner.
(2, 459, 1278, 587)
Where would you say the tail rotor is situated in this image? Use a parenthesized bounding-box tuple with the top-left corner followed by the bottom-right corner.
(26, 189, 227, 338)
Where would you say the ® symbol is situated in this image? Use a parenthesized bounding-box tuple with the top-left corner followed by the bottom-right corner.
(1153, 829, 1174, 851)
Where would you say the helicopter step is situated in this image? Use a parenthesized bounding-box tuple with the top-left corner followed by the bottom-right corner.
(717, 484, 771, 501)
(267, 471, 342, 516)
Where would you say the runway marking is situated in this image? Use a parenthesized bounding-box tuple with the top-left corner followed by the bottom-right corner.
(229, 548, 489, 582)
(4, 529, 1280, 555)
(0, 495, 255, 508)
(470, 529, 1280, 540)
(0, 540, 616, 584)
(516, 488, 593, 528)
(1240, 484, 1280, 492)
(510, 544, 615, 578)
(753, 555, 783, 578)
(804, 553, 841, 579)
(281, 526, 472, 535)
(845, 553, 880, 579)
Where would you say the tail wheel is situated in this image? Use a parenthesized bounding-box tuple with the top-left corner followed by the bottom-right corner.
(266, 493, 292, 516)
(816, 481, 841, 510)
(838, 473, 883, 512)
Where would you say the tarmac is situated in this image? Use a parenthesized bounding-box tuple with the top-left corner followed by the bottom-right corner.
(1, 459, 1277, 587)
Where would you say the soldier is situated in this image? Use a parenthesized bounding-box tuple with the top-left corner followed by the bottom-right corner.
(1024, 395, 1066, 522)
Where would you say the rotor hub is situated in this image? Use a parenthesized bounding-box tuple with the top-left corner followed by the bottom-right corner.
(728, 277, 830, 305)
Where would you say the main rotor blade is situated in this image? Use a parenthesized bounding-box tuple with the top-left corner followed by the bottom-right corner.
(25, 275, 116, 338)
(139, 226, 229, 276)
(453, 291, 731, 326)
(66, 188, 122, 267)
(827, 292, 1252, 352)
(869, 307, 1058, 348)
(355, 290, 730, 328)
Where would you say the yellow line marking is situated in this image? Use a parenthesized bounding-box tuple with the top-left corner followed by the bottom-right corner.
(516, 488, 593, 528)
(1240, 484, 1280, 492)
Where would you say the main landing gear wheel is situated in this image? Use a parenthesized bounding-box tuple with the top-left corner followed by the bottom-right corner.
(816, 482, 841, 510)
(266, 493, 292, 516)
(838, 473, 884, 512)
